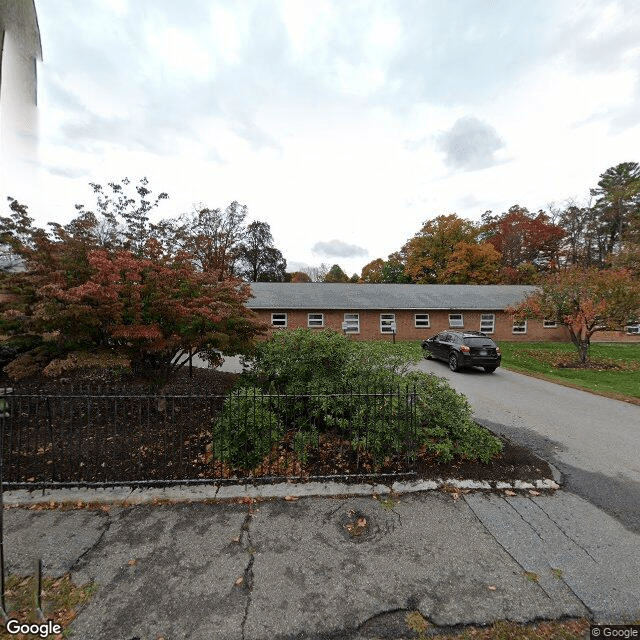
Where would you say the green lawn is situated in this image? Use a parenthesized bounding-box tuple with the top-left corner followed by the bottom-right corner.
(497, 341, 640, 402)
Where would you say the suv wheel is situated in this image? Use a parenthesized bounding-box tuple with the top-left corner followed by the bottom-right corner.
(449, 353, 460, 372)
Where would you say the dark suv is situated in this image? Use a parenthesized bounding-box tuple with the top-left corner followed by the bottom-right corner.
(421, 331, 501, 373)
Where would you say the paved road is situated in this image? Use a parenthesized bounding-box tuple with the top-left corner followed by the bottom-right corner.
(411, 357, 640, 532)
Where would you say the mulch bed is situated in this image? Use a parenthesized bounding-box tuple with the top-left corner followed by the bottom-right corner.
(1, 368, 553, 487)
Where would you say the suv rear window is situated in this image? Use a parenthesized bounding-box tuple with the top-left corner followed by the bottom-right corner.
(464, 337, 496, 347)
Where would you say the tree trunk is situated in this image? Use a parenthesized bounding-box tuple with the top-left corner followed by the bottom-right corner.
(568, 328, 591, 364)
(578, 339, 590, 364)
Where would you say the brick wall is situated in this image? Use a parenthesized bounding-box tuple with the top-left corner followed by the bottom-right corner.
(253, 309, 571, 342)
(592, 330, 640, 343)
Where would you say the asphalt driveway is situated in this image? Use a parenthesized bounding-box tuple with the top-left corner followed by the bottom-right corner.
(411, 357, 640, 532)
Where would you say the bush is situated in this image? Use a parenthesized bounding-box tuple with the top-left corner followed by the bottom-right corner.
(0, 334, 43, 371)
(237, 330, 503, 465)
(246, 328, 352, 390)
(213, 387, 284, 469)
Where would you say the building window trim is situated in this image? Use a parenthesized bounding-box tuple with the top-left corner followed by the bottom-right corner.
(449, 313, 464, 328)
(626, 322, 640, 335)
(307, 313, 324, 328)
(271, 313, 287, 327)
(343, 313, 360, 334)
(512, 319, 527, 334)
(543, 319, 558, 328)
(380, 313, 396, 334)
(415, 313, 430, 328)
(480, 313, 495, 334)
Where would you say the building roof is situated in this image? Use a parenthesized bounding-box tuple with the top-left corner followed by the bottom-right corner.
(247, 283, 538, 311)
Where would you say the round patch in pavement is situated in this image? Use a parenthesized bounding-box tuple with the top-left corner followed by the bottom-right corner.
(337, 507, 394, 544)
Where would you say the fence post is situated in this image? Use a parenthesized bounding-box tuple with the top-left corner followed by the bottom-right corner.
(46, 397, 56, 484)
(0, 387, 14, 619)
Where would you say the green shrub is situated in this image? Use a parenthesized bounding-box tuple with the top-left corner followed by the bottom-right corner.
(349, 394, 415, 462)
(213, 388, 284, 469)
(293, 428, 320, 464)
(236, 330, 503, 465)
(246, 328, 352, 390)
(403, 371, 503, 462)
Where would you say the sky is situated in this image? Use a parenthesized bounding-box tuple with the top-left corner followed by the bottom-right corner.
(3, 0, 640, 276)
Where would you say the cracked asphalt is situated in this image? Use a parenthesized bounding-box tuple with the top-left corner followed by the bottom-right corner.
(4, 489, 640, 639)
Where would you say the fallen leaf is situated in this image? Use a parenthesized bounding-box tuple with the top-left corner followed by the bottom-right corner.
(127, 559, 137, 566)
(284, 495, 299, 501)
(451, 492, 460, 501)
(240, 497, 253, 505)
(529, 490, 541, 496)
(235, 576, 244, 586)
(488, 585, 497, 591)
(231, 536, 241, 544)
(356, 517, 367, 527)
(504, 490, 517, 496)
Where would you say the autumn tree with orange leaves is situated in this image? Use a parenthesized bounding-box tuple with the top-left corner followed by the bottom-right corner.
(402, 214, 478, 283)
(508, 268, 640, 364)
(439, 242, 502, 284)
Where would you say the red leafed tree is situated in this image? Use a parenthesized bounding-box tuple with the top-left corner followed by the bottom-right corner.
(26, 245, 265, 379)
(481, 206, 565, 275)
(508, 268, 640, 363)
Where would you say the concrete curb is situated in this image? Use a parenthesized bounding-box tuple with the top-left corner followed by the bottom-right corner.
(3, 477, 560, 506)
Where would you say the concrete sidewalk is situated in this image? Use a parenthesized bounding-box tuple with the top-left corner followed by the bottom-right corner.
(4, 489, 639, 639)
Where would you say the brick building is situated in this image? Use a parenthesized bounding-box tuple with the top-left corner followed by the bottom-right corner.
(247, 283, 571, 342)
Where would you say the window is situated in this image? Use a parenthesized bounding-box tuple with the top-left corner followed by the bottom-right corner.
(543, 319, 558, 328)
(380, 313, 396, 333)
(271, 313, 287, 327)
(512, 320, 527, 334)
(415, 313, 430, 328)
(307, 313, 324, 328)
(343, 313, 360, 334)
(449, 314, 464, 328)
(626, 322, 640, 335)
(480, 313, 495, 334)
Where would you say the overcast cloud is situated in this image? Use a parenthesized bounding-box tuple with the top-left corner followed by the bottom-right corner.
(1, 0, 639, 276)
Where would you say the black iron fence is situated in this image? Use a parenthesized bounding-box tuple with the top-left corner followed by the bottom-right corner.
(0, 386, 420, 489)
